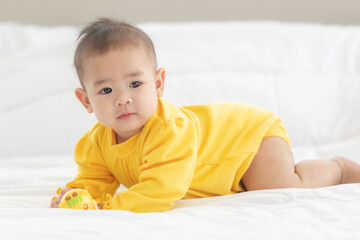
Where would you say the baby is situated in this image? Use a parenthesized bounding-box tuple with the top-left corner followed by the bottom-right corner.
(51, 17, 360, 212)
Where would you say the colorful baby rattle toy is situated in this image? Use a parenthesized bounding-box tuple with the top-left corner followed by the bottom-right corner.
(58, 188, 98, 210)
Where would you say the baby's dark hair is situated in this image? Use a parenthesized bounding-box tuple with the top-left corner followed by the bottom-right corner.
(74, 17, 157, 87)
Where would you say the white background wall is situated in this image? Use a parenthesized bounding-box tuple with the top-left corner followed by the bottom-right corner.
(0, 0, 359, 26)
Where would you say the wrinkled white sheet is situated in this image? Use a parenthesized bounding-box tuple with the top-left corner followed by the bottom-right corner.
(1, 155, 360, 239)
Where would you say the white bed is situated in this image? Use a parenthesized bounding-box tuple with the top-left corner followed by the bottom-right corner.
(1, 21, 360, 239)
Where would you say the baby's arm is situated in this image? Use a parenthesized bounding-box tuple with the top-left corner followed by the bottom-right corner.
(50, 134, 119, 208)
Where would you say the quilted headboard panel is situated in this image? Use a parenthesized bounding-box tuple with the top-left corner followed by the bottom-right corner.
(1, 22, 360, 158)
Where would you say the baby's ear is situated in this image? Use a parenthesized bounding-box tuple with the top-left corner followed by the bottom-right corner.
(75, 88, 93, 113)
(155, 68, 165, 97)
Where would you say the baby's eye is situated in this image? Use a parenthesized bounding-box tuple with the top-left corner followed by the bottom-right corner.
(129, 81, 141, 88)
(100, 88, 112, 94)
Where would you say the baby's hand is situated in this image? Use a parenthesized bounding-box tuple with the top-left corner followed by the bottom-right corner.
(50, 187, 72, 208)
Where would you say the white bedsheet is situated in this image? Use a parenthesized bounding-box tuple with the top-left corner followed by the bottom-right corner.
(1, 155, 360, 239)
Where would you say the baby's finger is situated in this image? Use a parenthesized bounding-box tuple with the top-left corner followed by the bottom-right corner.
(58, 187, 72, 201)
(50, 199, 59, 208)
(60, 187, 72, 196)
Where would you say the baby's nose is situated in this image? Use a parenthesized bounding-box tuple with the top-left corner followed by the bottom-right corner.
(115, 94, 132, 105)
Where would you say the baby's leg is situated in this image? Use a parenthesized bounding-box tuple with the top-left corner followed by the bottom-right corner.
(241, 137, 360, 190)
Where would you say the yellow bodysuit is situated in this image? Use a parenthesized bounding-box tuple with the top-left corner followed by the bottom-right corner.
(66, 98, 290, 212)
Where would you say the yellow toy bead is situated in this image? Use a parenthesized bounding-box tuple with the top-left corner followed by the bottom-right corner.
(58, 189, 98, 210)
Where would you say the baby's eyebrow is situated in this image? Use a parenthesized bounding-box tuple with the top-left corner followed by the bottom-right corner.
(124, 71, 144, 78)
(93, 79, 108, 86)
(93, 71, 144, 86)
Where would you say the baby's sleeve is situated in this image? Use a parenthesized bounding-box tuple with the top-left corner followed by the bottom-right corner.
(102, 118, 198, 212)
(65, 134, 120, 203)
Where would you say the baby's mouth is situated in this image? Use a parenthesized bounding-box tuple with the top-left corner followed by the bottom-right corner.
(118, 113, 134, 120)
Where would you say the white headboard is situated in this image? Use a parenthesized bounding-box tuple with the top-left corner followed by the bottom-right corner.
(0, 0, 359, 26)
(1, 21, 360, 159)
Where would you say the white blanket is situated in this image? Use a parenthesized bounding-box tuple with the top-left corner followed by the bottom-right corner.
(1, 21, 360, 239)
(1, 155, 360, 239)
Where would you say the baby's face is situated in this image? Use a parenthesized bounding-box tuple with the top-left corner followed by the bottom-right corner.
(79, 46, 164, 143)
